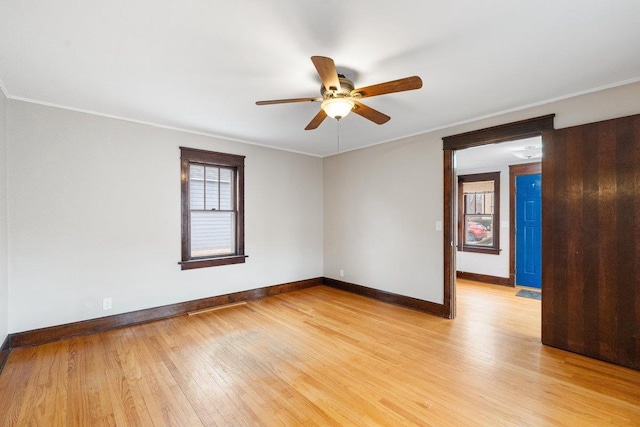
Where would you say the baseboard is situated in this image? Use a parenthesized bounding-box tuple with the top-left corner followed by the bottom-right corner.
(3, 275, 447, 360)
(9, 277, 323, 350)
(323, 277, 445, 317)
(0, 335, 11, 375)
(456, 271, 511, 287)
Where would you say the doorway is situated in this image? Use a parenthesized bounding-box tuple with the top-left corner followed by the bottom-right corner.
(456, 140, 542, 289)
(442, 115, 555, 318)
(509, 162, 542, 288)
(514, 171, 542, 288)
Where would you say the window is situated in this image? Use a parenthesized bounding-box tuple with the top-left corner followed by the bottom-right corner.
(180, 147, 246, 270)
(457, 172, 500, 254)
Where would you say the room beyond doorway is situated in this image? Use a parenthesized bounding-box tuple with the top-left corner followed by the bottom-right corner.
(442, 114, 555, 319)
(455, 136, 542, 289)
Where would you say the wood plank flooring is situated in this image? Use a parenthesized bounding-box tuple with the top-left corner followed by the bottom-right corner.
(1, 280, 640, 426)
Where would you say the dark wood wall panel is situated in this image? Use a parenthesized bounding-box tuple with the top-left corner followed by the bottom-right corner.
(542, 114, 640, 370)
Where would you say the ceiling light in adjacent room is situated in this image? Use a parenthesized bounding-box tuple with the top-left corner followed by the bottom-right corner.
(512, 145, 542, 160)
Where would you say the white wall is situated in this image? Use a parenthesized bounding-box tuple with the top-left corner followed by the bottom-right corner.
(456, 164, 510, 278)
(0, 88, 8, 344)
(6, 100, 323, 333)
(323, 135, 444, 302)
(323, 80, 640, 305)
(5, 80, 640, 332)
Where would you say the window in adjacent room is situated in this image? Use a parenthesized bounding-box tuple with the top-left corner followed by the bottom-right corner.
(457, 172, 500, 254)
(180, 147, 246, 270)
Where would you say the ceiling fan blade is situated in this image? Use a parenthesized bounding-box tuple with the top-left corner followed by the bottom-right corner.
(305, 109, 328, 130)
(311, 56, 341, 92)
(352, 101, 391, 125)
(256, 97, 320, 106)
(353, 76, 423, 98)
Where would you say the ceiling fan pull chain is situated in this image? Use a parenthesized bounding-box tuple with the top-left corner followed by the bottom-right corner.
(337, 120, 341, 154)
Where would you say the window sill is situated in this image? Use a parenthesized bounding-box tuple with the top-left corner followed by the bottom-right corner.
(179, 255, 248, 270)
(457, 246, 500, 255)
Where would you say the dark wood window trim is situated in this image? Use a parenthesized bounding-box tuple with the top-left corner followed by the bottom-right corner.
(442, 114, 555, 319)
(179, 147, 246, 270)
(457, 171, 501, 255)
(508, 162, 541, 286)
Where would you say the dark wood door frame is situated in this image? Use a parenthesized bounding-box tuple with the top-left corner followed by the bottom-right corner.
(442, 115, 555, 318)
(509, 162, 542, 287)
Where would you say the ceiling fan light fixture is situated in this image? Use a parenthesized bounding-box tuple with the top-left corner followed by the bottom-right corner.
(255, 56, 422, 130)
(321, 97, 354, 120)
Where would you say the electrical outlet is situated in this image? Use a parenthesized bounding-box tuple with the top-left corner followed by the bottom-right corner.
(103, 297, 112, 310)
(339, 269, 344, 278)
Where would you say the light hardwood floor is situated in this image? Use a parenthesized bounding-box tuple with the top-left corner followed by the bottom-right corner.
(1, 280, 639, 426)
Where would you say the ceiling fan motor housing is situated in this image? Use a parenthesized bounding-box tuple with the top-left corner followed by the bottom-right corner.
(321, 75, 356, 99)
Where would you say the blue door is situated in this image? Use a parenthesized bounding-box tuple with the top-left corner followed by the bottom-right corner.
(516, 174, 542, 288)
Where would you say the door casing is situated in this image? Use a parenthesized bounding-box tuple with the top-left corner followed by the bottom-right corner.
(442, 115, 555, 318)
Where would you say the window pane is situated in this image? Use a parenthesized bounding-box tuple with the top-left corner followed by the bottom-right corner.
(484, 193, 494, 214)
(458, 172, 500, 253)
(189, 165, 205, 210)
(465, 194, 475, 214)
(474, 193, 484, 214)
(462, 181, 494, 244)
(205, 166, 219, 210)
(190, 211, 236, 257)
(465, 215, 493, 246)
(219, 168, 233, 210)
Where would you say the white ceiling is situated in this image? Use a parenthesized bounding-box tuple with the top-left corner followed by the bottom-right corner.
(456, 136, 542, 170)
(1, 1, 640, 157)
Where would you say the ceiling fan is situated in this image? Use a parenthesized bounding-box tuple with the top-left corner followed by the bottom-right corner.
(256, 56, 423, 130)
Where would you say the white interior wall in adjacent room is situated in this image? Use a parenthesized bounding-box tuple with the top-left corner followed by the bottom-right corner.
(323, 80, 640, 306)
(0, 88, 8, 344)
(455, 165, 510, 279)
(6, 100, 324, 333)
